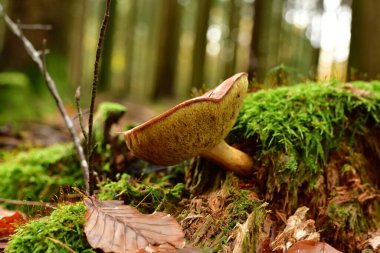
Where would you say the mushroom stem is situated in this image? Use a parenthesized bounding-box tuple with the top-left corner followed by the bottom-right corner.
(200, 140, 253, 175)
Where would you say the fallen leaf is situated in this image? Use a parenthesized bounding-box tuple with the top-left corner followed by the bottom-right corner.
(0, 207, 27, 238)
(288, 240, 342, 253)
(270, 207, 320, 251)
(359, 230, 380, 251)
(84, 197, 186, 253)
(368, 235, 380, 251)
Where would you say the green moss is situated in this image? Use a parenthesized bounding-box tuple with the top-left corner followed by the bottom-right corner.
(237, 203, 267, 252)
(326, 202, 368, 232)
(165, 183, 186, 203)
(231, 81, 380, 193)
(97, 173, 145, 204)
(227, 190, 259, 219)
(0, 144, 83, 205)
(97, 173, 188, 213)
(93, 102, 127, 148)
(183, 174, 265, 250)
(6, 203, 94, 253)
(0, 72, 38, 125)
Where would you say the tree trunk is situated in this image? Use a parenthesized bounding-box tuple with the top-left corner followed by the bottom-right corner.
(191, 0, 212, 89)
(122, 0, 138, 95)
(99, 0, 117, 91)
(68, 0, 87, 92)
(348, 0, 380, 80)
(248, 0, 284, 82)
(223, 0, 240, 79)
(153, 0, 182, 100)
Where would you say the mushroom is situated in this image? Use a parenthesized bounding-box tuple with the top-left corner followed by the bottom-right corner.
(124, 72, 253, 175)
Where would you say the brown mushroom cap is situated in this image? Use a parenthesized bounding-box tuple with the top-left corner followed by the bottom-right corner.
(124, 72, 249, 166)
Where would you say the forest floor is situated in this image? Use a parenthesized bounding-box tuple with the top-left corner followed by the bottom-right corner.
(1, 81, 380, 253)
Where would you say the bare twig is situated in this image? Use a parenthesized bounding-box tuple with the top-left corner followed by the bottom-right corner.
(87, 0, 112, 196)
(0, 4, 90, 195)
(75, 86, 88, 142)
(46, 237, 76, 253)
(72, 108, 89, 120)
(0, 198, 55, 208)
(18, 23, 52, 30)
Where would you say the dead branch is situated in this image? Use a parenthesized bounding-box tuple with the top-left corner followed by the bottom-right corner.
(17, 23, 52, 30)
(75, 86, 88, 142)
(0, 4, 90, 195)
(0, 198, 55, 208)
(87, 0, 112, 196)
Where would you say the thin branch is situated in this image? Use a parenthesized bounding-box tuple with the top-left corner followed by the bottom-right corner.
(0, 198, 55, 208)
(46, 237, 76, 253)
(0, 4, 90, 195)
(18, 23, 52, 30)
(87, 0, 112, 196)
(75, 86, 88, 142)
(72, 108, 89, 121)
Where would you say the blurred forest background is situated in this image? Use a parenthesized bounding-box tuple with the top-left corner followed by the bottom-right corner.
(0, 0, 380, 125)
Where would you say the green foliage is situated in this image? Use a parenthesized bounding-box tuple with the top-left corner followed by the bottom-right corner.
(0, 72, 30, 87)
(0, 144, 83, 204)
(231, 81, 380, 192)
(6, 203, 94, 253)
(0, 71, 38, 125)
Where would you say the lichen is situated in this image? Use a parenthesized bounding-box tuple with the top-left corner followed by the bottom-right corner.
(6, 203, 94, 253)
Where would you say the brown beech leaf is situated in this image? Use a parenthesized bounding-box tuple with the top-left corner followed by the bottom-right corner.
(288, 240, 342, 253)
(270, 207, 320, 251)
(84, 197, 186, 253)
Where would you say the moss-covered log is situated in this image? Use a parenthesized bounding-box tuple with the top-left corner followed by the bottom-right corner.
(186, 81, 380, 252)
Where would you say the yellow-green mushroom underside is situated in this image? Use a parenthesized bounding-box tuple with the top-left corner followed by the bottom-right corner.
(124, 72, 253, 175)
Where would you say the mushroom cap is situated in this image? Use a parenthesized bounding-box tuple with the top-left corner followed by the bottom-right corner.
(124, 72, 248, 166)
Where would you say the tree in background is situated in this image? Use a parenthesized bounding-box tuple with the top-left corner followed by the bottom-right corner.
(191, 0, 212, 89)
(348, 0, 380, 80)
(153, 0, 182, 100)
(248, 0, 284, 82)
